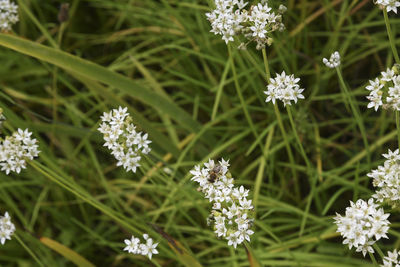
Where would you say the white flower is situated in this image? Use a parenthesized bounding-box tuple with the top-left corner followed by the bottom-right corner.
(123, 233, 158, 260)
(227, 231, 243, 249)
(376, 0, 400, 13)
(124, 236, 141, 254)
(0, 128, 40, 174)
(190, 158, 254, 248)
(0, 0, 18, 32)
(365, 66, 400, 111)
(334, 198, 390, 257)
(264, 71, 305, 106)
(98, 107, 151, 173)
(140, 234, 159, 260)
(232, 185, 249, 200)
(368, 148, 400, 207)
(206, 0, 285, 49)
(381, 249, 400, 267)
(0, 212, 15, 245)
(382, 68, 395, 82)
(322, 51, 341, 68)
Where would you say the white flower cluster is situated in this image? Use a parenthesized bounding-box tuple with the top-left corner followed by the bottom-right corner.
(366, 66, 400, 111)
(334, 198, 390, 256)
(98, 107, 151, 173)
(368, 149, 400, 207)
(264, 71, 305, 106)
(0, 0, 18, 31)
(375, 0, 400, 13)
(0, 212, 15, 245)
(190, 159, 254, 249)
(322, 51, 341, 68)
(382, 249, 400, 267)
(206, 0, 286, 49)
(123, 234, 159, 260)
(0, 128, 40, 175)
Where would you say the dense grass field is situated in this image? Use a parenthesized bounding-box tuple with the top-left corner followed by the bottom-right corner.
(1, 0, 400, 266)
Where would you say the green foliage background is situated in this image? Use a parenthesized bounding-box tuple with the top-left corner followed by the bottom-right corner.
(0, 0, 398, 266)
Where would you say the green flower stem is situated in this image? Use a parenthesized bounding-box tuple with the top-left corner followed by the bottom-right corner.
(383, 10, 400, 64)
(229, 44, 263, 152)
(286, 105, 317, 237)
(262, 48, 300, 200)
(285, 105, 311, 169)
(14, 233, 46, 267)
(373, 243, 385, 261)
(262, 48, 271, 80)
(369, 251, 379, 267)
(336, 67, 371, 167)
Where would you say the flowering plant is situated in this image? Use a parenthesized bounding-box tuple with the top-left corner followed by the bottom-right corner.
(191, 159, 254, 248)
(206, 0, 286, 49)
(98, 107, 151, 173)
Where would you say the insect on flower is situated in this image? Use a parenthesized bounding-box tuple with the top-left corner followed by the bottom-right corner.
(208, 164, 223, 183)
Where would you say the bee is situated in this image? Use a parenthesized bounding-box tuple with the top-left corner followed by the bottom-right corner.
(208, 164, 223, 183)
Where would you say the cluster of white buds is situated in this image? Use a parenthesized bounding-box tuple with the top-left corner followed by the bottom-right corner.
(367, 149, 400, 207)
(381, 249, 400, 267)
(334, 198, 390, 256)
(206, 0, 286, 49)
(0, 128, 40, 175)
(0, 0, 18, 32)
(375, 0, 400, 13)
(123, 234, 159, 260)
(190, 159, 254, 248)
(365, 66, 400, 111)
(264, 71, 305, 106)
(98, 107, 151, 173)
(322, 51, 341, 68)
(0, 212, 15, 245)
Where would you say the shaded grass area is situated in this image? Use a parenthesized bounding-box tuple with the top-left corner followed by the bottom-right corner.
(0, 0, 399, 266)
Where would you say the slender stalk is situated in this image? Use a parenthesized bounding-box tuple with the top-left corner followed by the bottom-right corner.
(14, 233, 46, 267)
(262, 48, 271, 80)
(151, 259, 163, 267)
(229, 45, 263, 151)
(286, 106, 316, 237)
(373, 243, 385, 261)
(369, 252, 379, 267)
(262, 48, 300, 199)
(51, 23, 66, 147)
(286, 106, 311, 168)
(383, 10, 400, 64)
(336, 67, 371, 167)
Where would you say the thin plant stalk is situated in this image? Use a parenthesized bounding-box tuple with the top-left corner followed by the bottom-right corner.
(369, 251, 379, 267)
(286, 105, 311, 169)
(383, 10, 400, 149)
(285, 106, 317, 237)
(262, 48, 300, 200)
(14, 233, 46, 267)
(383, 10, 400, 64)
(229, 44, 263, 151)
(336, 67, 371, 167)
(373, 243, 385, 261)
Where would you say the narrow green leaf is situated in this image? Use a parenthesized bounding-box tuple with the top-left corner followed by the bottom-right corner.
(40, 237, 95, 267)
(0, 34, 201, 134)
(150, 223, 202, 267)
